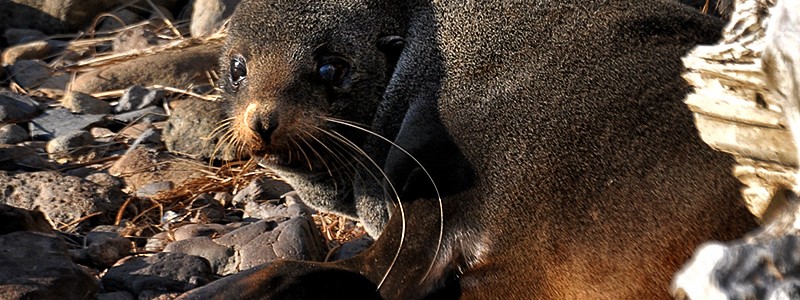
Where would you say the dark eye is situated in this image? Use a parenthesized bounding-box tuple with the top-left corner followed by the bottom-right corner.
(229, 55, 247, 90)
(318, 61, 348, 84)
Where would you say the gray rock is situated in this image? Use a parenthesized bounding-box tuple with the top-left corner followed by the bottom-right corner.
(85, 172, 123, 188)
(164, 237, 233, 275)
(87, 225, 128, 241)
(0, 144, 37, 170)
(115, 86, 165, 113)
(166, 216, 325, 276)
(330, 236, 374, 261)
(674, 237, 800, 300)
(144, 232, 171, 252)
(118, 122, 154, 140)
(85, 226, 132, 268)
(45, 130, 95, 163)
(107, 146, 206, 192)
(244, 192, 311, 220)
(29, 108, 106, 140)
(0, 124, 29, 144)
(102, 252, 213, 296)
(113, 106, 167, 124)
(39, 74, 71, 91)
(163, 98, 238, 160)
(133, 127, 164, 147)
(90, 127, 116, 139)
(232, 177, 294, 206)
(0, 171, 126, 231)
(214, 220, 281, 247)
(0, 231, 98, 300)
(243, 199, 297, 220)
(0, 143, 35, 160)
(70, 43, 222, 94)
(64, 166, 96, 178)
(0, 203, 53, 234)
(136, 181, 174, 197)
(8, 59, 50, 89)
(14, 155, 57, 171)
(3, 28, 46, 45)
(0, 144, 56, 171)
(1, 40, 58, 66)
(0, 90, 40, 123)
(190, 0, 241, 37)
(173, 223, 233, 241)
(62, 91, 111, 114)
(238, 217, 324, 269)
(187, 193, 226, 223)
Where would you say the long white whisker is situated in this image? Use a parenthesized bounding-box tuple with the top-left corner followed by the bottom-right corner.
(319, 128, 393, 202)
(304, 129, 360, 191)
(325, 117, 444, 287)
(288, 136, 313, 171)
(320, 129, 406, 290)
(297, 131, 334, 177)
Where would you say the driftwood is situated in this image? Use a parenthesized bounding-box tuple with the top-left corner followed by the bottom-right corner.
(683, 0, 800, 219)
(671, 3, 800, 299)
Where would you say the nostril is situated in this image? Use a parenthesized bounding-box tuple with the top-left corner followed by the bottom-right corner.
(249, 113, 279, 144)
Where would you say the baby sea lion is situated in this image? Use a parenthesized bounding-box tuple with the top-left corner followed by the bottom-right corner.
(182, 0, 757, 299)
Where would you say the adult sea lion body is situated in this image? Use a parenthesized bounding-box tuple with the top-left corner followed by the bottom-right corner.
(183, 0, 757, 298)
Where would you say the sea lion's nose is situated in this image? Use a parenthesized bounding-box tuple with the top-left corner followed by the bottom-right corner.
(249, 112, 279, 145)
(242, 102, 279, 145)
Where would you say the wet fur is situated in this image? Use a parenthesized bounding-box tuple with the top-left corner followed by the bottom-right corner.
(184, 0, 756, 299)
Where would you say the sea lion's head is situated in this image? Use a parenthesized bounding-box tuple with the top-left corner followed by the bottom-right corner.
(220, 0, 405, 234)
(222, 0, 403, 163)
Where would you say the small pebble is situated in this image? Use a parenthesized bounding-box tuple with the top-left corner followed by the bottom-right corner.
(62, 91, 111, 114)
(0, 124, 29, 144)
(8, 60, 51, 89)
(0, 90, 41, 123)
(102, 252, 213, 296)
(232, 177, 294, 206)
(113, 106, 168, 124)
(29, 108, 106, 140)
(136, 181, 174, 198)
(3, 28, 47, 45)
(173, 223, 232, 241)
(115, 86, 165, 113)
(1, 40, 54, 66)
(85, 172, 123, 188)
(46, 130, 95, 163)
(144, 232, 171, 252)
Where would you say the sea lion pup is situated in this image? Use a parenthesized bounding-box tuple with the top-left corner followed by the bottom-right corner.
(180, 0, 757, 299)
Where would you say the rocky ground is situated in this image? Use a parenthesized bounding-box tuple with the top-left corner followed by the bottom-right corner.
(1, 1, 370, 299)
(4, 1, 791, 300)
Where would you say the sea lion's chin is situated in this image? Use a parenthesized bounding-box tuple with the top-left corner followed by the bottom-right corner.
(256, 153, 326, 175)
(257, 154, 302, 171)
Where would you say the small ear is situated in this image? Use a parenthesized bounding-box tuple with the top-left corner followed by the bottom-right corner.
(377, 35, 405, 60)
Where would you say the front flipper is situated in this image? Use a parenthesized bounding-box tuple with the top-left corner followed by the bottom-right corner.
(176, 261, 380, 300)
